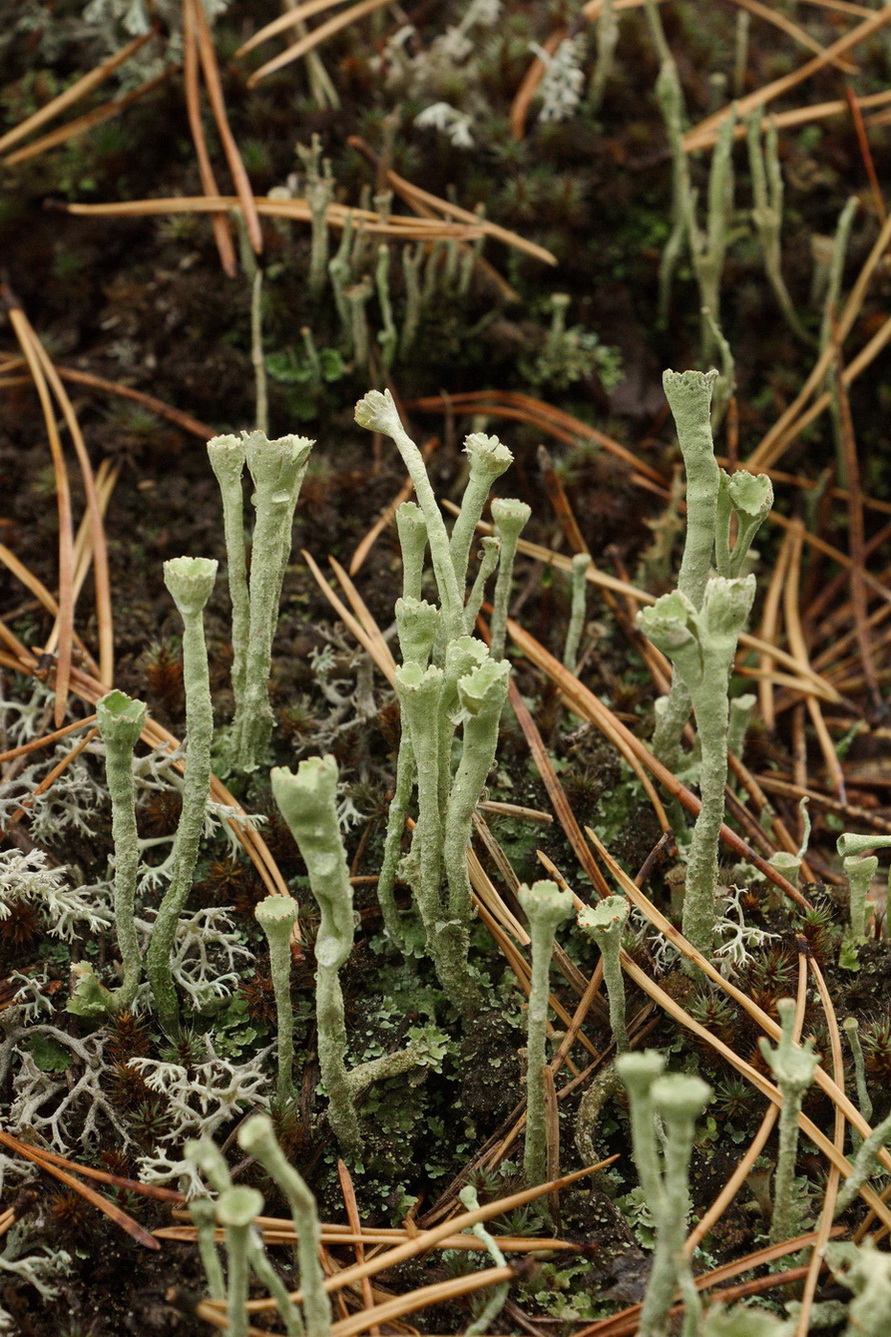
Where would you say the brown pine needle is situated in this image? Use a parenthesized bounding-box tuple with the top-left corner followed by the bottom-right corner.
(0, 1130, 159, 1249)
(349, 438, 438, 575)
(302, 549, 396, 686)
(511, 620, 814, 907)
(592, 834, 891, 1203)
(189, 0, 262, 254)
(182, 0, 237, 276)
(59, 195, 479, 238)
(26, 325, 114, 686)
(337, 1161, 377, 1334)
(8, 724, 99, 822)
(202, 1161, 615, 1316)
(247, 0, 397, 87)
(782, 521, 847, 801)
(831, 331, 883, 713)
(795, 955, 846, 1336)
(236, 0, 360, 55)
(4, 292, 75, 726)
(0, 30, 155, 156)
(348, 138, 557, 267)
(684, 7, 891, 152)
(729, 0, 858, 72)
(2, 70, 172, 167)
(844, 84, 886, 221)
(0, 713, 97, 766)
(0, 542, 98, 675)
(409, 389, 665, 485)
(507, 676, 615, 895)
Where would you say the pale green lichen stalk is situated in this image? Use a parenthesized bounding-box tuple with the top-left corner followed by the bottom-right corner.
(650, 369, 721, 769)
(639, 575, 756, 960)
(355, 390, 464, 639)
(563, 552, 591, 671)
(238, 1113, 332, 1337)
(254, 894, 300, 1107)
(208, 429, 314, 772)
(272, 755, 424, 1154)
(489, 498, 531, 659)
(448, 432, 513, 594)
(235, 431, 313, 770)
(458, 1185, 510, 1335)
(207, 434, 250, 708)
(715, 469, 774, 579)
(758, 997, 819, 1245)
(616, 1053, 711, 1337)
(519, 879, 574, 1186)
(826, 1239, 891, 1337)
(577, 896, 629, 1054)
(466, 535, 501, 629)
(443, 657, 510, 926)
(69, 689, 147, 1017)
(216, 1187, 264, 1337)
(146, 556, 217, 1036)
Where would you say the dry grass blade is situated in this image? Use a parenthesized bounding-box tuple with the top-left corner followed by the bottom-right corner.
(795, 954, 846, 1336)
(0, 1129, 159, 1249)
(25, 326, 114, 685)
(0, 541, 98, 676)
(236, 0, 359, 56)
(60, 195, 479, 238)
(189, 0, 262, 254)
(0, 713, 97, 766)
(349, 438, 438, 575)
(337, 1160, 377, 1334)
(302, 548, 396, 686)
(684, 7, 891, 151)
(0, 30, 155, 156)
(831, 330, 882, 712)
(590, 831, 891, 1203)
(507, 676, 614, 896)
(8, 725, 99, 823)
(182, 0, 236, 277)
(200, 1161, 614, 1315)
(3, 69, 172, 167)
(4, 294, 75, 726)
(782, 520, 847, 800)
(247, 0, 396, 87)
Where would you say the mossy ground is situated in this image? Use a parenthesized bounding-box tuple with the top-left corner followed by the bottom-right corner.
(1, 2, 890, 1333)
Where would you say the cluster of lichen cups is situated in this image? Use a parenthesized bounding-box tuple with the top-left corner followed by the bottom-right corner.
(62, 374, 891, 1336)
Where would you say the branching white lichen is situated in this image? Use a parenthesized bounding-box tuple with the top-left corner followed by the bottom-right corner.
(531, 35, 588, 124)
(8, 1037, 131, 1153)
(130, 1042, 272, 1183)
(713, 885, 779, 974)
(0, 1226, 72, 1330)
(0, 849, 113, 939)
(414, 102, 476, 149)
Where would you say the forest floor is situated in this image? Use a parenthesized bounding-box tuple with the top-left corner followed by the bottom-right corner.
(1, 1, 891, 1334)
